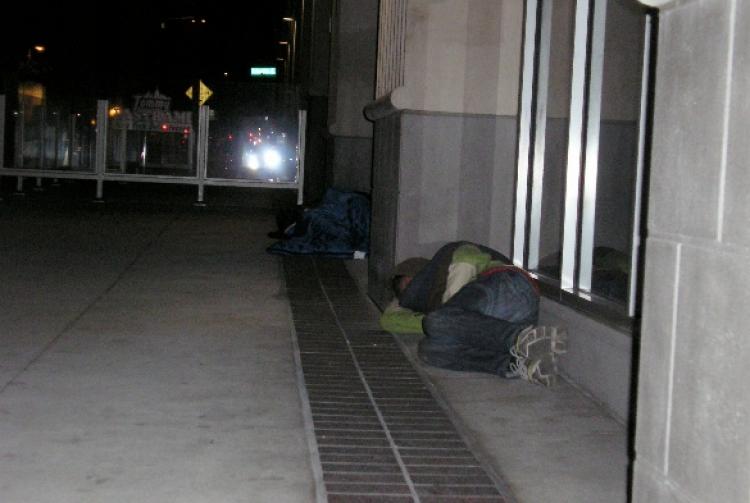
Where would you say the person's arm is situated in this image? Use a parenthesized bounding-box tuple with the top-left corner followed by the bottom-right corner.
(442, 244, 493, 303)
(379, 299, 425, 334)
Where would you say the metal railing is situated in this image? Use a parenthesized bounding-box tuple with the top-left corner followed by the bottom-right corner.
(0, 96, 306, 205)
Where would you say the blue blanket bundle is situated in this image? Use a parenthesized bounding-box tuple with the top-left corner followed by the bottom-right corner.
(267, 188, 370, 258)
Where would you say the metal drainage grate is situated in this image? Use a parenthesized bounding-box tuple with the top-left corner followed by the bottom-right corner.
(285, 256, 513, 503)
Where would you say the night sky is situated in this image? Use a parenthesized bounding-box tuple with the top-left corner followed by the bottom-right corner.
(0, 1, 294, 101)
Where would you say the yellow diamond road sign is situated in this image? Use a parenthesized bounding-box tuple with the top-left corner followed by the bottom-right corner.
(185, 80, 213, 105)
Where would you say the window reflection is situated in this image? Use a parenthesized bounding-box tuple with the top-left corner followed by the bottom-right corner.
(590, 0, 647, 303)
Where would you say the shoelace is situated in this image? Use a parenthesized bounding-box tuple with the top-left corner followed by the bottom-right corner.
(507, 345, 530, 379)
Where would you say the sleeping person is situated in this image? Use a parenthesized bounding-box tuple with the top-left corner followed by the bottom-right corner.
(381, 242, 567, 386)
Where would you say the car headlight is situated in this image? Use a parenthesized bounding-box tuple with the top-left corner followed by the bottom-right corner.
(243, 152, 260, 170)
(263, 148, 282, 169)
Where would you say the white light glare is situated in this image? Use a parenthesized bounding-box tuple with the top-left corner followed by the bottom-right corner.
(243, 152, 260, 170)
(263, 148, 282, 169)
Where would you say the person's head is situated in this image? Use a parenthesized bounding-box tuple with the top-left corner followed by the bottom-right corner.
(391, 274, 413, 300)
(391, 257, 429, 300)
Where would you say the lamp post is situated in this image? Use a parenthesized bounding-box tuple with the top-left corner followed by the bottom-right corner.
(282, 17, 297, 82)
(276, 57, 288, 82)
(22, 44, 47, 76)
(278, 41, 291, 83)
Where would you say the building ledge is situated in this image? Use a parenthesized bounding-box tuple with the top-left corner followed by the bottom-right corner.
(637, 0, 689, 8)
(363, 87, 411, 121)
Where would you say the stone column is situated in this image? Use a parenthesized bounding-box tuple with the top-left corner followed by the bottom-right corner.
(328, 0, 379, 194)
(633, 0, 750, 501)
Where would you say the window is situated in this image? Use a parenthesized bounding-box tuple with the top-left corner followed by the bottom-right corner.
(514, 0, 654, 317)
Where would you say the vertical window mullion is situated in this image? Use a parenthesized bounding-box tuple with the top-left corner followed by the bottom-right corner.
(560, 0, 591, 291)
(629, 13, 654, 316)
(513, 0, 541, 268)
(527, 0, 553, 271)
(579, 0, 607, 293)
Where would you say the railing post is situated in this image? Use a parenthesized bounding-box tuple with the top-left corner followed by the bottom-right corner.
(68, 113, 77, 170)
(0, 95, 5, 171)
(14, 98, 24, 170)
(12, 88, 24, 194)
(297, 109, 307, 206)
(194, 105, 209, 206)
(94, 99, 108, 202)
(39, 103, 47, 170)
(187, 125, 195, 171)
(0, 95, 4, 201)
(119, 126, 127, 173)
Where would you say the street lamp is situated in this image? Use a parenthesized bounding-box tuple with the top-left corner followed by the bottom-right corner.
(282, 17, 297, 82)
(26, 45, 46, 62)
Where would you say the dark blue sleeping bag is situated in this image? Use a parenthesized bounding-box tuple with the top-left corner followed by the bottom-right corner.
(267, 188, 370, 258)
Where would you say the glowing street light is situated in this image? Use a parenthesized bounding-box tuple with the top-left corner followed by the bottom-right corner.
(26, 44, 47, 62)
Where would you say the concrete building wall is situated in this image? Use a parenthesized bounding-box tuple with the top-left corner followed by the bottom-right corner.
(369, 114, 401, 307)
(327, 0, 378, 193)
(394, 112, 517, 262)
(633, 0, 750, 501)
(328, 0, 378, 139)
(300, 0, 332, 98)
(401, 0, 523, 116)
(539, 299, 633, 423)
(367, 110, 518, 309)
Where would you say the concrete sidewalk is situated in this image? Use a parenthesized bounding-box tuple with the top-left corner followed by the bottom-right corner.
(0, 198, 629, 503)
(0, 202, 314, 502)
